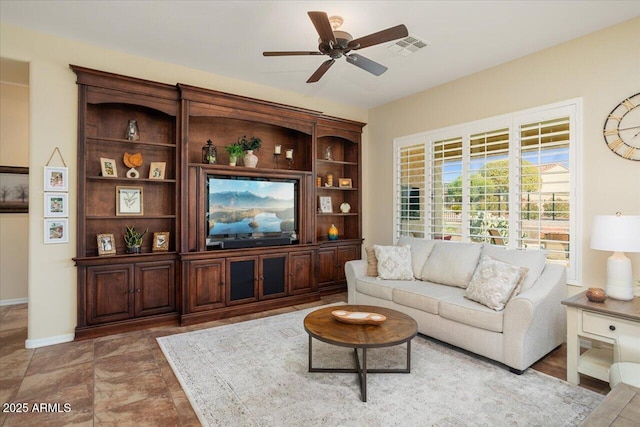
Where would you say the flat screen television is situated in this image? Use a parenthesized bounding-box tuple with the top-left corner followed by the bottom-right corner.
(206, 175, 298, 249)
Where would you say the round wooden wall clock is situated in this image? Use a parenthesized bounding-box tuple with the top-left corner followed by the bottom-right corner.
(603, 92, 640, 161)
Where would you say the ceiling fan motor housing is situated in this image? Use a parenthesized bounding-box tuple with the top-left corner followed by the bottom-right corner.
(319, 30, 354, 59)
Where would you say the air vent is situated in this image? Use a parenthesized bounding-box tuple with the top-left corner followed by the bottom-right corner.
(388, 35, 429, 56)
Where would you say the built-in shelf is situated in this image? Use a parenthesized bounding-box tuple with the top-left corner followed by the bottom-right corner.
(87, 136, 175, 148)
(317, 159, 358, 166)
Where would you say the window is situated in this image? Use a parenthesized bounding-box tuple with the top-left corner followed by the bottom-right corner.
(393, 100, 581, 282)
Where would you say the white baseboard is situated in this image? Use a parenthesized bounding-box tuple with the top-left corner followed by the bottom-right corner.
(25, 333, 75, 349)
(0, 297, 28, 306)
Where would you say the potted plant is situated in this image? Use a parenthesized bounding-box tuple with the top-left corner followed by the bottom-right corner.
(239, 135, 262, 168)
(124, 225, 148, 254)
(225, 143, 245, 166)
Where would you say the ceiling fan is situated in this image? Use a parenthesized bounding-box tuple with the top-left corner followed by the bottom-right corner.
(263, 11, 408, 83)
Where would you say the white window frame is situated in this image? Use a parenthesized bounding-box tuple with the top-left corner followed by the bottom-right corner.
(393, 99, 582, 284)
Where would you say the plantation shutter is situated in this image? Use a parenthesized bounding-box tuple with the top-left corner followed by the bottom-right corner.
(396, 143, 426, 238)
(431, 136, 463, 240)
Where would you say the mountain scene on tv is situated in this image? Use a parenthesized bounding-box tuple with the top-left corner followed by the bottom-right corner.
(208, 179, 295, 236)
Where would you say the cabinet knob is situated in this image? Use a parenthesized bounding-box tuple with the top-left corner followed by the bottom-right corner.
(289, 273, 293, 277)
(609, 325, 616, 331)
(219, 281, 224, 287)
(136, 289, 141, 293)
(128, 289, 134, 294)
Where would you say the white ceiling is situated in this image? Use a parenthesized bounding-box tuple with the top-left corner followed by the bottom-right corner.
(1, 1, 639, 109)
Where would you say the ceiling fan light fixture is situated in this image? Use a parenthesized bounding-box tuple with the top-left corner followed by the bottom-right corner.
(328, 15, 343, 30)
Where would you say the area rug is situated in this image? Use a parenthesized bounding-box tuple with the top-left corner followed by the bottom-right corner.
(157, 305, 603, 426)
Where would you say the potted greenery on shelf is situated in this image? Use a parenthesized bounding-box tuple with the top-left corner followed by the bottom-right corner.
(239, 135, 262, 168)
(225, 143, 245, 166)
(124, 225, 148, 254)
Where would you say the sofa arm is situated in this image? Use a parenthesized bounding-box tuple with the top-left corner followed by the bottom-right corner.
(614, 335, 640, 363)
(345, 259, 367, 304)
(502, 263, 567, 371)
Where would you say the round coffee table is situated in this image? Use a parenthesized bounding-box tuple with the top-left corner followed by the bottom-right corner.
(303, 305, 418, 402)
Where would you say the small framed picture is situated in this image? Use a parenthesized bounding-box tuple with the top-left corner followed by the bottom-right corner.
(0, 166, 29, 213)
(44, 219, 69, 244)
(116, 186, 143, 216)
(44, 166, 68, 192)
(152, 231, 170, 252)
(339, 178, 353, 188)
(100, 158, 118, 178)
(149, 162, 166, 180)
(319, 196, 333, 213)
(44, 192, 68, 217)
(97, 233, 116, 256)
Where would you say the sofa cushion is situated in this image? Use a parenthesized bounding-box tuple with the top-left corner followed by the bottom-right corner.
(421, 241, 483, 288)
(364, 247, 378, 277)
(464, 255, 529, 311)
(392, 281, 464, 315)
(355, 276, 413, 301)
(481, 245, 548, 292)
(397, 236, 437, 278)
(374, 245, 414, 280)
(439, 294, 505, 333)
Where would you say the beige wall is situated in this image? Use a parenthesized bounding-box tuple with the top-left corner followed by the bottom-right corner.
(0, 23, 367, 346)
(0, 60, 29, 303)
(366, 18, 640, 294)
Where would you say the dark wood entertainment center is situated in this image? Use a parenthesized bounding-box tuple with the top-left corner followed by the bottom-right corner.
(71, 66, 365, 339)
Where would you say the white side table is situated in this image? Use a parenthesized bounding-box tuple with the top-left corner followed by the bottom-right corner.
(561, 292, 639, 385)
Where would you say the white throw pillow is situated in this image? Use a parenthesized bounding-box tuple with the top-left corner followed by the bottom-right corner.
(421, 241, 483, 288)
(397, 236, 437, 278)
(481, 245, 548, 292)
(464, 255, 529, 311)
(373, 245, 414, 280)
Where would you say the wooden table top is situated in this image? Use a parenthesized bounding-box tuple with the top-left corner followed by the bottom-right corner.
(303, 305, 418, 349)
(562, 291, 640, 322)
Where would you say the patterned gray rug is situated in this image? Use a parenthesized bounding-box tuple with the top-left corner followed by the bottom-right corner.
(157, 305, 603, 426)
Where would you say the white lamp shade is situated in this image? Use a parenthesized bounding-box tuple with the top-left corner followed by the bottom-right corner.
(590, 215, 640, 253)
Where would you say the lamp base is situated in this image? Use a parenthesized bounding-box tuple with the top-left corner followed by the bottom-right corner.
(605, 252, 634, 301)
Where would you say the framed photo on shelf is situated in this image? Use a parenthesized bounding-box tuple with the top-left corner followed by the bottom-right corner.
(338, 178, 352, 188)
(44, 166, 68, 192)
(100, 158, 118, 178)
(319, 196, 333, 213)
(44, 192, 68, 217)
(0, 166, 29, 213)
(44, 218, 69, 244)
(152, 231, 170, 252)
(97, 233, 116, 256)
(149, 162, 166, 179)
(116, 186, 143, 216)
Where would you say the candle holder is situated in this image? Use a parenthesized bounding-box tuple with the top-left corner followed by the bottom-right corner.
(285, 149, 293, 169)
(287, 157, 294, 169)
(273, 152, 281, 169)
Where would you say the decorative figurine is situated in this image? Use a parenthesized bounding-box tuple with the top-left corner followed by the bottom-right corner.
(125, 119, 140, 141)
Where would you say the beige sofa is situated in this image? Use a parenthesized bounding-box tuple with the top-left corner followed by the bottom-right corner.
(345, 236, 567, 373)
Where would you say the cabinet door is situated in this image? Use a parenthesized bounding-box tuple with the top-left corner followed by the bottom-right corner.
(188, 259, 225, 312)
(86, 264, 134, 325)
(227, 257, 258, 305)
(316, 247, 338, 288)
(260, 254, 287, 299)
(337, 245, 360, 283)
(289, 251, 314, 295)
(134, 261, 176, 317)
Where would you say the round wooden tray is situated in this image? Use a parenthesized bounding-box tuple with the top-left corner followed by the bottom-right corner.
(331, 309, 387, 325)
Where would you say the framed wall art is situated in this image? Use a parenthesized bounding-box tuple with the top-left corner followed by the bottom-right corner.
(44, 192, 68, 217)
(152, 231, 170, 252)
(44, 166, 68, 192)
(97, 233, 117, 255)
(100, 158, 118, 177)
(44, 218, 69, 244)
(0, 166, 29, 213)
(338, 178, 352, 188)
(319, 196, 333, 213)
(149, 162, 166, 179)
(116, 186, 143, 216)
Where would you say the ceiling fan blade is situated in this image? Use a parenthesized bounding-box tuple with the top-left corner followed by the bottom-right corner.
(307, 59, 335, 83)
(263, 51, 323, 56)
(348, 24, 408, 50)
(346, 53, 388, 76)
(308, 11, 336, 45)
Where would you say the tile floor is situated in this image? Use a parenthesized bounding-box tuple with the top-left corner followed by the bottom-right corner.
(0, 293, 609, 426)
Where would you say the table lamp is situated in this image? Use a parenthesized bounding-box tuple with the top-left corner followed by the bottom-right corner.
(590, 213, 640, 300)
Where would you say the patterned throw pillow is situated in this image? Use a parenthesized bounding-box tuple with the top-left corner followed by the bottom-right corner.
(464, 255, 529, 311)
(373, 245, 414, 280)
(365, 247, 379, 277)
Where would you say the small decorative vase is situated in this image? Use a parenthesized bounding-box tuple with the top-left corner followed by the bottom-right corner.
(244, 150, 258, 168)
(328, 224, 339, 240)
(229, 155, 238, 166)
(586, 287, 607, 303)
(125, 245, 141, 254)
(125, 119, 139, 141)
